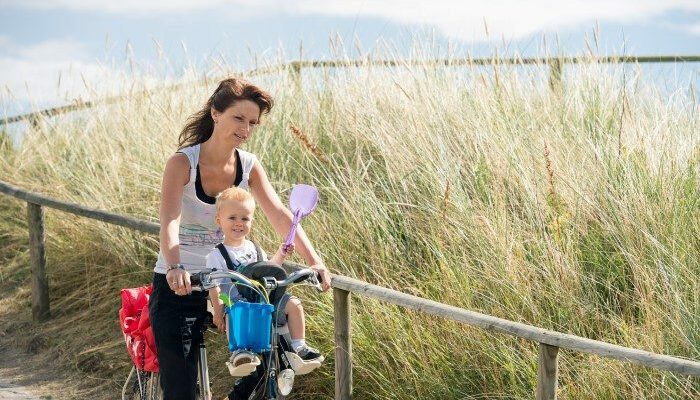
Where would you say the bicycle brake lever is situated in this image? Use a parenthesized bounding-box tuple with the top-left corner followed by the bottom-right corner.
(309, 273, 322, 292)
(190, 272, 216, 291)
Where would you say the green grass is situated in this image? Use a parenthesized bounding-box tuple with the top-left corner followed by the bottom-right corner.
(0, 49, 698, 399)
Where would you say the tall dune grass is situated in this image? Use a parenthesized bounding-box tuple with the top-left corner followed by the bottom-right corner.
(0, 47, 698, 399)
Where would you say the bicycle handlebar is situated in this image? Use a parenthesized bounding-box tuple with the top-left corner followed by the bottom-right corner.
(276, 268, 322, 290)
(190, 267, 322, 294)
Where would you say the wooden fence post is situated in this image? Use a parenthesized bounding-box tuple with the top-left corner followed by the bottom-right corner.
(27, 202, 50, 322)
(549, 58, 563, 91)
(27, 115, 41, 130)
(334, 287, 352, 399)
(536, 343, 559, 400)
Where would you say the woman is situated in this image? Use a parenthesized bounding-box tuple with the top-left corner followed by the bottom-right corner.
(148, 78, 330, 400)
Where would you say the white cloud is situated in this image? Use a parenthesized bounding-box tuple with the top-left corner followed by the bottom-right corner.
(3, 0, 700, 41)
(0, 0, 225, 13)
(1, 1, 698, 116)
(285, 1, 700, 41)
(0, 36, 142, 114)
(688, 22, 700, 35)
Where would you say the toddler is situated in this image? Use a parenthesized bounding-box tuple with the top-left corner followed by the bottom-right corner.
(206, 187, 323, 378)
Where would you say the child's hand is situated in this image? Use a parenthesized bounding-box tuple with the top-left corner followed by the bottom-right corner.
(281, 243, 295, 255)
(271, 243, 294, 265)
(212, 304, 226, 333)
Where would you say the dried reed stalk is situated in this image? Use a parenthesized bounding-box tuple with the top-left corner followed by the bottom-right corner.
(290, 126, 329, 164)
(441, 181, 451, 220)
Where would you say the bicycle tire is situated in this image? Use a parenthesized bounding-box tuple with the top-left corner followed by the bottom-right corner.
(122, 367, 162, 400)
(226, 351, 290, 399)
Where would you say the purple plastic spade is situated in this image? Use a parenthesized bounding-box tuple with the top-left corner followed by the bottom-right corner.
(283, 184, 319, 251)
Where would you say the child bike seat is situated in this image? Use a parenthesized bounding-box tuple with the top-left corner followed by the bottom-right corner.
(237, 261, 288, 306)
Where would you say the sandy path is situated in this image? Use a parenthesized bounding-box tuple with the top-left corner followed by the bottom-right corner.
(0, 377, 45, 400)
(0, 345, 83, 400)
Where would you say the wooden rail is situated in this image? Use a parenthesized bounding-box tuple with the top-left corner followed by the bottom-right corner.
(2, 54, 698, 127)
(0, 63, 288, 127)
(330, 276, 700, 400)
(1, 180, 699, 399)
(287, 54, 700, 69)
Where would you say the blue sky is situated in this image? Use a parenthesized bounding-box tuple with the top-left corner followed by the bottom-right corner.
(1, 1, 699, 117)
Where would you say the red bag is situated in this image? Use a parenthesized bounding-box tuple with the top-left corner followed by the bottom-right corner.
(119, 285, 159, 372)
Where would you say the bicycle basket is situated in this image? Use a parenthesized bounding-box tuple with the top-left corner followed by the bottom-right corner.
(226, 302, 274, 352)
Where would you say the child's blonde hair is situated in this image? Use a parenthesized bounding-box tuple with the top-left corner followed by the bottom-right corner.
(215, 187, 255, 213)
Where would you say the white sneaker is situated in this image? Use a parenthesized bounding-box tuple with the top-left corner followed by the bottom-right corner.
(277, 368, 295, 396)
(225, 350, 261, 377)
(284, 350, 324, 376)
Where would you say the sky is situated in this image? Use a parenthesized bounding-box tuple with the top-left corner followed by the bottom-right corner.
(1, 0, 699, 118)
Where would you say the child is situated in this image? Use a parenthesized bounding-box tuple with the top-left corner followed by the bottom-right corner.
(206, 187, 323, 377)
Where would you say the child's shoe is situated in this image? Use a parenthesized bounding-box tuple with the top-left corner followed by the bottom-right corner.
(296, 344, 324, 363)
(285, 344, 324, 375)
(225, 350, 261, 377)
(277, 368, 295, 396)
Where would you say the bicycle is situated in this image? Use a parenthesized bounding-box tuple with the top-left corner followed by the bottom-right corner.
(122, 263, 322, 400)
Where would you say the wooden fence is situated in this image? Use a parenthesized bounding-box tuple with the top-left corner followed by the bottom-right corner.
(1, 55, 698, 128)
(1, 180, 699, 400)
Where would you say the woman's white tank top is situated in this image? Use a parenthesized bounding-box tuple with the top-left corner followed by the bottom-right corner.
(154, 144, 257, 274)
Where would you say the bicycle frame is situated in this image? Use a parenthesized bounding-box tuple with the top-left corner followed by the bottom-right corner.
(198, 337, 211, 400)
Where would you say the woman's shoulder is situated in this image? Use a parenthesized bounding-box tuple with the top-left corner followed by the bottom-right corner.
(237, 148, 258, 163)
(167, 152, 189, 164)
(162, 152, 191, 186)
(176, 144, 200, 161)
(177, 143, 200, 153)
(166, 144, 200, 173)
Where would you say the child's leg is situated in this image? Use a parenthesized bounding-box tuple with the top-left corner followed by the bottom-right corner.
(284, 297, 305, 341)
(280, 295, 323, 368)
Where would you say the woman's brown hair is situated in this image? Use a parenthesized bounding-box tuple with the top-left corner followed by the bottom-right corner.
(178, 78, 274, 149)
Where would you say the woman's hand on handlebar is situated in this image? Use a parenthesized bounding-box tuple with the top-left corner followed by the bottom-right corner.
(310, 263, 331, 292)
(166, 268, 192, 296)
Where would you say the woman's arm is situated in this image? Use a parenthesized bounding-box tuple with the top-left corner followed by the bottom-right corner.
(249, 159, 331, 290)
(159, 153, 192, 295)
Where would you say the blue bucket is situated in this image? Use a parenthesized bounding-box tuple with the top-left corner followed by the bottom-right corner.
(226, 302, 274, 352)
